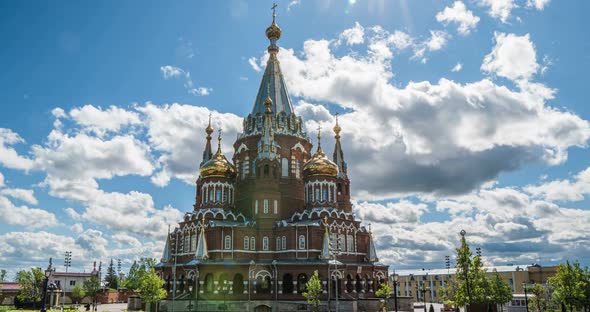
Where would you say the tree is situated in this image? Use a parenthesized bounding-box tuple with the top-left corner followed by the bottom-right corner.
(83, 276, 101, 311)
(527, 284, 548, 312)
(123, 258, 157, 291)
(454, 234, 490, 309)
(70, 284, 86, 305)
(0, 269, 7, 282)
(489, 270, 513, 312)
(549, 260, 587, 312)
(16, 267, 44, 309)
(104, 259, 118, 290)
(139, 268, 166, 312)
(375, 282, 392, 312)
(438, 278, 459, 304)
(302, 270, 322, 312)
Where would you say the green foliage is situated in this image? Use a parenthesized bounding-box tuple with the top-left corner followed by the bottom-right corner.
(138, 268, 166, 304)
(548, 260, 588, 312)
(454, 236, 490, 306)
(438, 278, 458, 304)
(104, 259, 118, 290)
(302, 270, 322, 312)
(488, 270, 513, 306)
(83, 276, 101, 304)
(123, 258, 156, 291)
(375, 282, 392, 300)
(527, 284, 549, 312)
(16, 267, 44, 307)
(0, 269, 7, 282)
(70, 284, 86, 304)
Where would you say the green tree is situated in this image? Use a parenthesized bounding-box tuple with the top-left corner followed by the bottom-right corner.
(549, 260, 587, 312)
(488, 270, 513, 312)
(123, 258, 156, 291)
(139, 268, 166, 312)
(70, 284, 86, 305)
(438, 278, 458, 304)
(527, 284, 548, 312)
(83, 276, 101, 311)
(454, 234, 490, 309)
(104, 259, 118, 290)
(375, 282, 392, 312)
(0, 269, 7, 282)
(302, 270, 322, 312)
(16, 267, 44, 308)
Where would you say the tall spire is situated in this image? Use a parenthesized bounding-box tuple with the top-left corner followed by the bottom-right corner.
(195, 217, 209, 260)
(332, 114, 348, 178)
(258, 86, 279, 160)
(201, 113, 214, 166)
(161, 225, 172, 263)
(368, 224, 379, 262)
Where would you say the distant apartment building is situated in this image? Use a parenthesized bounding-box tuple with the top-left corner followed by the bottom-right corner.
(390, 264, 557, 303)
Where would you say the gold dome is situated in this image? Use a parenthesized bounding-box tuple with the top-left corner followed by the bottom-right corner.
(199, 130, 236, 179)
(303, 149, 338, 177)
(265, 23, 282, 41)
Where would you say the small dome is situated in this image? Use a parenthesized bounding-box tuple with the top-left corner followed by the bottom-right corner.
(200, 152, 235, 179)
(265, 23, 282, 41)
(303, 149, 338, 177)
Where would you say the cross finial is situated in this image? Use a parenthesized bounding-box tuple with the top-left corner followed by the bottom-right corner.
(316, 124, 323, 151)
(217, 128, 223, 153)
(271, 2, 278, 23)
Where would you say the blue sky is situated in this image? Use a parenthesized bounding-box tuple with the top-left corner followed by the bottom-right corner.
(1, 0, 590, 277)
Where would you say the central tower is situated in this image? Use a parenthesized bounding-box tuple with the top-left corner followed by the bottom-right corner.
(156, 6, 388, 311)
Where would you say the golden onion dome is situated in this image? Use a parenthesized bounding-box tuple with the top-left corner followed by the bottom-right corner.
(199, 130, 236, 179)
(265, 22, 282, 41)
(304, 149, 338, 177)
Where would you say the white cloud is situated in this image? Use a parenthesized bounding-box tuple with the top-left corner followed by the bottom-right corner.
(64, 207, 81, 220)
(0, 128, 34, 171)
(0, 188, 38, 205)
(413, 30, 450, 62)
(337, 22, 365, 46)
(436, 1, 480, 35)
(479, 0, 516, 23)
(70, 223, 84, 234)
(69, 105, 141, 135)
(525, 167, 590, 202)
(451, 63, 463, 72)
(160, 65, 184, 79)
(0, 171, 4, 187)
(287, 0, 300, 11)
(527, 0, 550, 10)
(248, 57, 262, 72)
(482, 32, 539, 82)
(0, 195, 57, 228)
(160, 65, 211, 96)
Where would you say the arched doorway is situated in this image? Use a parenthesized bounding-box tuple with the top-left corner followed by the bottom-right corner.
(256, 275, 271, 294)
(254, 305, 272, 312)
(204, 273, 214, 294)
(346, 274, 354, 293)
(331, 272, 342, 298)
(233, 274, 244, 295)
(282, 273, 294, 294)
(297, 273, 307, 293)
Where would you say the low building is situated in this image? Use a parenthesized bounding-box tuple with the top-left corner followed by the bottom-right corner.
(46, 262, 100, 304)
(390, 264, 556, 303)
(0, 282, 20, 305)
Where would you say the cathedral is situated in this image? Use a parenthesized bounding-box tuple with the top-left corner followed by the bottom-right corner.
(156, 7, 388, 312)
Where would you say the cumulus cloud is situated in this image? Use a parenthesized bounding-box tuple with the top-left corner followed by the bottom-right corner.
(482, 32, 539, 82)
(69, 105, 141, 135)
(0, 195, 57, 228)
(436, 1, 480, 35)
(337, 22, 365, 46)
(451, 63, 463, 72)
(479, 0, 516, 23)
(0, 171, 4, 187)
(525, 167, 590, 202)
(413, 30, 451, 62)
(0, 188, 38, 205)
(0, 128, 34, 171)
(160, 65, 211, 96)
(527, 0, 550, 10)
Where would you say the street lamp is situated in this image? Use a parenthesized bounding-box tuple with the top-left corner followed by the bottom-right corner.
(62, 251, 71, 311)
(419, 277, 430, 312)
(392, 273, 399, 312)
(41, 258, 53, 312)
(522, 282, 529, 312)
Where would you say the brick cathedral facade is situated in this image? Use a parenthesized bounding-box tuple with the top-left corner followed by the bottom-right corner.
(155, 8, 388, 311)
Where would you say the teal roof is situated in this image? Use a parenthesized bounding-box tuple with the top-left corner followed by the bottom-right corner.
(251, 54, 295, 117)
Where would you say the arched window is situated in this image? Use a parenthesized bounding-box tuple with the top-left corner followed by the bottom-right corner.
(295, 161, 301, 179)
(241, 162, 247, 179)
(273, 200, 278, 214)
(262, 236, 269, 250)
(263, 199, 269, 213)
(216, 189, 222, 202)
(250, 237, 255, 250)
(347, 234, 354, 252)
(282, 274, 294, 294)
(338, 183, 342, 195)
(315, 188, 320, 202)
(209, 189, 214, 202)
(204, 274, 214, 294)
(276, 237, 281, 251)
(282, 236, 286, 250)
(255, 200, 259, 214)
(297, 274, 307, 293)
(184, 235, 190, 253)
(244, 236, 249, 250)
(323, 188, 328, 202)
(224, 235, 232, 250)
(191, 233, 197, 251)
(233, 274, 244, 295)
(298, 235, 306, 250)
(281, 158, 289, 177)
(264, 164, 269, 177)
